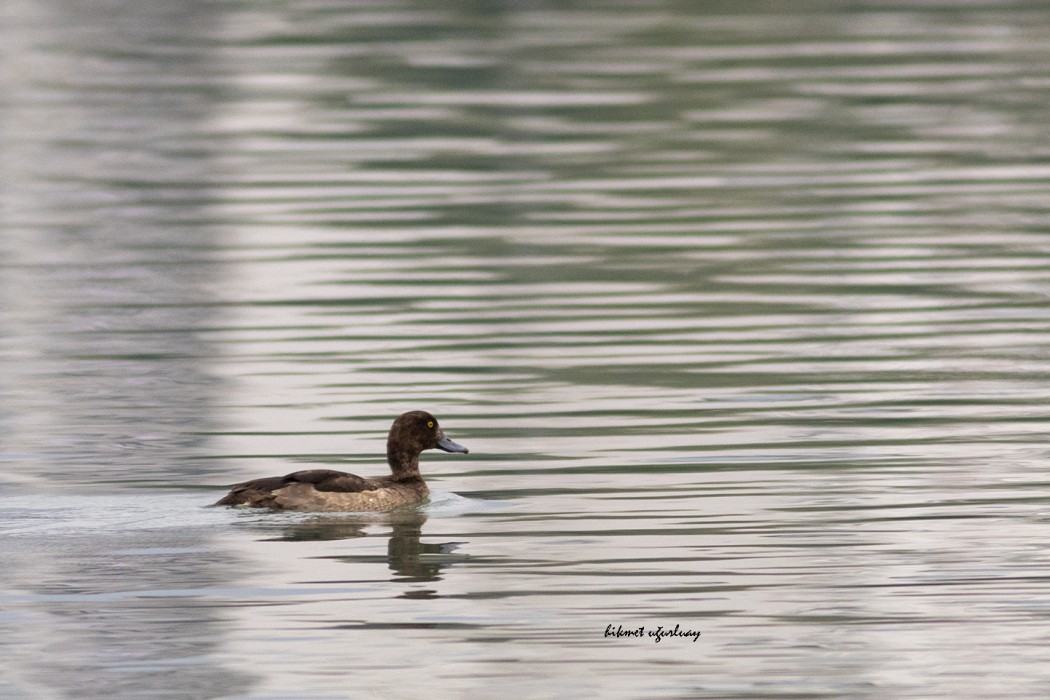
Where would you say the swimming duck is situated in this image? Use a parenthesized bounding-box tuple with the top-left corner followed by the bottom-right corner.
(214, 411, 468, 512)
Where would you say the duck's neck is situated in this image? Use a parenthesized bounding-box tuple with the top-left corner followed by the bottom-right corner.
(387, 441, 421, 479)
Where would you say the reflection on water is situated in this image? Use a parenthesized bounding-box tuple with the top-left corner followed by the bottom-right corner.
(4, 0, 1050, 698)
(258, 511, 454, 582)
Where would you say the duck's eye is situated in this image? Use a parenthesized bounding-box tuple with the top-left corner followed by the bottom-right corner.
(427, 420, 435, 429)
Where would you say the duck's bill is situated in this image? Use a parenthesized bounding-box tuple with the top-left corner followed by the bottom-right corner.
(437, 434, 469, 454)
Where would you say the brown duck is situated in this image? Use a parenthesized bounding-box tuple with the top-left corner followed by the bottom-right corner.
(214, 411, 468, 512)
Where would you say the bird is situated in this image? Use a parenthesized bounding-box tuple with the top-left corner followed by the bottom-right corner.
(214, 410, 468, 512)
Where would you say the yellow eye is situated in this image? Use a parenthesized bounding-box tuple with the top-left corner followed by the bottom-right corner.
(427, 421, 435, 428)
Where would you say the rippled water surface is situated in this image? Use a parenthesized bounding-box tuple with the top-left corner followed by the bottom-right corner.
(4, 1, 1050, 698)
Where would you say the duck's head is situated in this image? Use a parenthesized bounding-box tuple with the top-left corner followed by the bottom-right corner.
(388, 410, 469, 458)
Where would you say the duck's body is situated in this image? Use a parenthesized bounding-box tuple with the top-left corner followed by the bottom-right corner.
(215, 470, 430, 512)
(214, 411, 468, 512)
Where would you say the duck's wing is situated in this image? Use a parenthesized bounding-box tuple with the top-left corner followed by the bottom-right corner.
(283, 469, 374, 492)
(214, 469, 374, 507)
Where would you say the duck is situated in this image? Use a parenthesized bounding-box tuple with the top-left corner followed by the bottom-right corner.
(214, 410, 468, 512)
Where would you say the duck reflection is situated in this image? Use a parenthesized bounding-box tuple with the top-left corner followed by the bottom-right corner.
(265, 510, 463, 583)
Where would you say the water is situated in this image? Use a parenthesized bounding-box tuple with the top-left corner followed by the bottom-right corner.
(3, 0, 1050, 697)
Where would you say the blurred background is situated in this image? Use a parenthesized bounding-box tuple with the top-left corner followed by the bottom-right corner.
(3, 1, 1050, 698)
